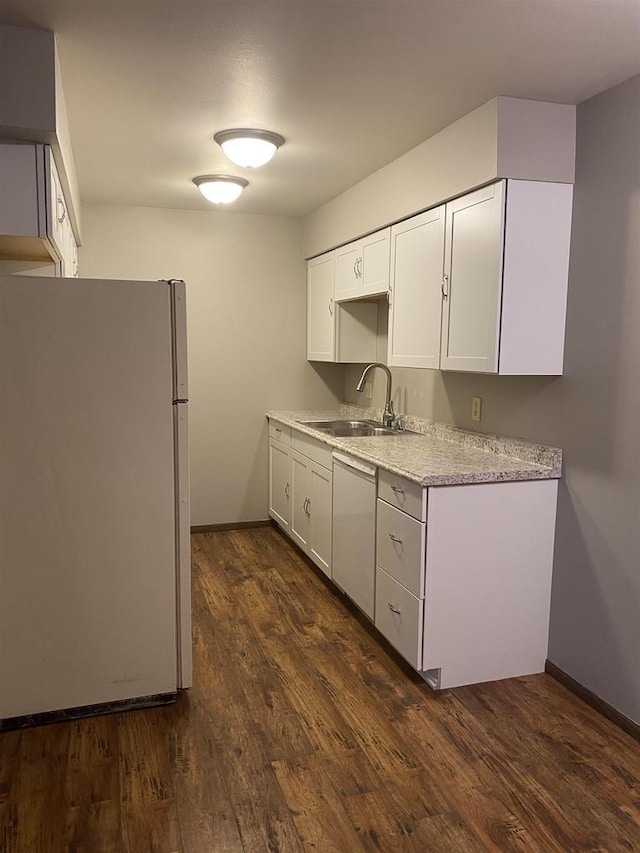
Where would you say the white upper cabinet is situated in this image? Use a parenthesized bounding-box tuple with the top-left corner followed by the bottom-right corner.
(334, 228, 390, 301)
(388, 179, 573, 375)
(388, 207, 446, 369)
(440, 182, 505, 373)
(306, 251, 336, 361)
(0, 142, 78, 276)
(307, 251, 378, 364)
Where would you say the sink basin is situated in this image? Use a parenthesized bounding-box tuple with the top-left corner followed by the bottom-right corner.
(299, 419, 400, 437)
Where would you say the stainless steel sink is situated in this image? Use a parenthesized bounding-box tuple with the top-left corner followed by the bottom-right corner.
(299, 419, 401, 437)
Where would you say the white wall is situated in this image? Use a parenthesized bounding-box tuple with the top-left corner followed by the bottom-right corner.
(79, 203, 343, 526)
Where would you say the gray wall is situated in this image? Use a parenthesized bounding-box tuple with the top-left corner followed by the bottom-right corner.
(79, 203, 344, 526)
(346, 74, 640, 725)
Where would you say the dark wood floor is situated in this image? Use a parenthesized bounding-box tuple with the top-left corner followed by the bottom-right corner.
(2, 527, 640, 852)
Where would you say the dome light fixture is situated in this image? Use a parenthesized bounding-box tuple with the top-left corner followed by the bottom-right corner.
(192, 175, 248, 204)
(214, 128, 284, 168)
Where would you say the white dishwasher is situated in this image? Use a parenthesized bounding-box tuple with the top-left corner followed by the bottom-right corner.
(332, 452, 377, 619)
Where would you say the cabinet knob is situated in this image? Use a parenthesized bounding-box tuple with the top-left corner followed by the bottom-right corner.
(388, 533, 403, 544)
(328, 297, 334, 316)
(56, 198, 66, 223)
(285, 482, 290, 498)
(390, 485, 404, 495)
(387, 602, 401, 614)
(441, 274, 449, 300)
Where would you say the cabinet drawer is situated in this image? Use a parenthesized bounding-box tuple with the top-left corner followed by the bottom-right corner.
(291, 428, 332, 469)
(378, 469, 426, 521)
(268, 421, 291, 445)
(376, 500, 425, 598)
(375, 567, 423, 670)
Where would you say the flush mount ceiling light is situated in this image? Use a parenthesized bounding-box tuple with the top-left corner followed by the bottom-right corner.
(192, 175, 248, 204)
(214, 129, 284, 168)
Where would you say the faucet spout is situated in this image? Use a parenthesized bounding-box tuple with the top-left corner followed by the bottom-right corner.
(356, 363, 396, 428)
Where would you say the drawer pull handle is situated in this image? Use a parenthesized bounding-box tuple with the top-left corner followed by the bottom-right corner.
(387, 602, 401, 614)
(390, 485, 404, 495)
(388, 533, 402, 543)
(285, 482, 290, 498)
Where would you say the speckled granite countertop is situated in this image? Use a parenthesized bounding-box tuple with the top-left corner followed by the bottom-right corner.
(266, 405, 562, 487)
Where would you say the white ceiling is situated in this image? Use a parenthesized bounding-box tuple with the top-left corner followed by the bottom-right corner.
(1, 0, 640, 217)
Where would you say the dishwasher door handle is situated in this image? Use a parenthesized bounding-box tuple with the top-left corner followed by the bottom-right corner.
(332, 451, 376, 479)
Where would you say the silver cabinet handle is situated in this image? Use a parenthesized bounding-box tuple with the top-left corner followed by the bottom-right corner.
(303, 497, 308, 514)
(275, 427, 281, 434)
(357, 257, 363, 278)
(390, 485, 404, 495)
(329, 297, 334, 316)
(56, 198, 66, 223)
(388, 533, 402, 543)
(441, 273, 449, 300)
(353, 259, 358, 277)
(387, 602, 401, 614)
(306, 498, 311, 517)
(284, 482, 290, 498)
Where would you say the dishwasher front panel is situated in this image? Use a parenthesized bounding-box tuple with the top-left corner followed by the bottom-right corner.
(331, 456, 377, 620)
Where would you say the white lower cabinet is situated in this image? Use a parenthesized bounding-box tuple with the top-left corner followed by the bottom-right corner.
(375, 471, 558, 689)
(268, 434, 291, 531)
(290, 450, 333, 577)
(267, 420, 558, 690)
(269, 421, 333, 577)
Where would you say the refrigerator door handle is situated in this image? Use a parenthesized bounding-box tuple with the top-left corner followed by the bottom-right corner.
(173, 401, 192, 689)
(165, 279, 189, 402)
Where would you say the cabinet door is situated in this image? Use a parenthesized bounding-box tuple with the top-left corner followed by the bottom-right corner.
(307, 252, 335, 361)
(308, 461, 332, 577)
(47, 149, 66, 267)
(268, 439, 291, 531)
(290, 450, 311, 552)
(361, 228, 390, 297)
(335, 241, 361, 301)
(440, 181, 505, 373)
(388, 207, 445, 368)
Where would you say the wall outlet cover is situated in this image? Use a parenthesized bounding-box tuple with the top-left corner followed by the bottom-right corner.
(471, 396, 482, 422)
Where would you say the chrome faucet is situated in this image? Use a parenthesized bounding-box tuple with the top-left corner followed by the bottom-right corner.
(356, 363, 396, 428)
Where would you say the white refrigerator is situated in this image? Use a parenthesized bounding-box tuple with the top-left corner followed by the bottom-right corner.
(0, 275, 191, 724)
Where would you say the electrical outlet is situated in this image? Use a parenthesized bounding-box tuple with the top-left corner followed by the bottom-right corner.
(364, 381, 373, 399)
(471, 396, 482, 422)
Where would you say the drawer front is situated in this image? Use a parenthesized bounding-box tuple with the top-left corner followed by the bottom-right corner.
(268, 421, 291, 445)
(291, 428, 332, 469)
(375, 567, 423, 670)
(378, 468, 426, 521)
(376, 500, 425, 598)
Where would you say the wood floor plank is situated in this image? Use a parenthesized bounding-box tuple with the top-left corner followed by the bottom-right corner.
(2, 526, 640, 852)
(272, 754, 366, 852)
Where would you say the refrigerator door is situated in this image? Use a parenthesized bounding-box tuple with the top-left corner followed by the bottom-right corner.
(174, 401, 192, 688)
(0, 275, 179, 718)
(169, 279, 188, 402)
